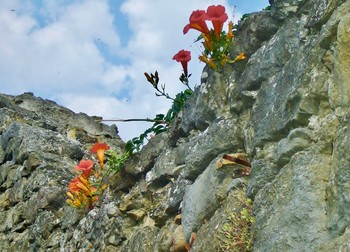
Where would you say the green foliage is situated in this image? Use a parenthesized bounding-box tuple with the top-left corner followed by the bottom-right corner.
(167, 88, 193, 121)
(218, 189, 255, 252)
(105, 150, 130, 174)
(125, 121, 167, 154)
(126, 72, 193, 153)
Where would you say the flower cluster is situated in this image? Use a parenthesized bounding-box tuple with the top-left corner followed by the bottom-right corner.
(66, 142, 110, 209)
(183, 5, 245, 71)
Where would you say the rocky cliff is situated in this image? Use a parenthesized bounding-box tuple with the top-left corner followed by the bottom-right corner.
(1, 0, 350, 251)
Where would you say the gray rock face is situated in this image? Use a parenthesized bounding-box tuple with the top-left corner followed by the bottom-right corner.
(124, 133, 168, 175)
(1, 0, 350, 251)
(233, 11, 280, 60)
(270, 0, 304, 20)
(0, 93, 124, 251)
(182, 155, 243, 240)
(253, 149, 331, 251)
(327, 110, 350, 237)
(182, 118, 244, 179)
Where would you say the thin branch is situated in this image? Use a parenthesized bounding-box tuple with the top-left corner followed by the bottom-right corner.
(97, 118, 168, 124)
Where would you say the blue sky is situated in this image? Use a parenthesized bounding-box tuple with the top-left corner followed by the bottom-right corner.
(0, 0, 269, 141)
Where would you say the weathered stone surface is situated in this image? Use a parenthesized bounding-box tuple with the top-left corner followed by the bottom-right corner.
(120, 226, 160, 252)
(145, 147, 184, 186)
(155, 221, 177, 252)
(180, 70, 237, 132)
(0, 93, 124, 251)
(2, 0, 350, 251)
(253, 148, 331, 251)
(233, 11, 280, 62)
(182, 119, 244, 180)
(125, 132, 167, 175)
(304, 0, 347, 29)
(182, 154, 246, 240)
(332, 12, 350, 112)
(273, 127, 312, 166)
(247, 158, 279, 199)
(270, 0, 304, 20)
(169, 225, 187, 252)
(326, 110, 350, 238)
(318, 227, 350, 251)
(190, 188, 252, 252)
(166, 176, 192, 214)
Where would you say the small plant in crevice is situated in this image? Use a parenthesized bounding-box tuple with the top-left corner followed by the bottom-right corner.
(264, 5, 272, 11)
(66, 142, 129, 209)
(237, 13, 252, 24)
(218, 189, 255, 252)
(66, 159, 101, 209)
(105, 149, 130, 174)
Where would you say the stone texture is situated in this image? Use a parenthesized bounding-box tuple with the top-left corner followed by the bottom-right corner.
(182, 119, 245, 180)
(326, 110, 350, 237)
(253, 148, 331, 251)
(124, 132, 167, 175)
(190, 188, 252, 252)
(0, 93, 124, 252)
(270, 0, 305, 20)
(180, 71, 234, 131)
(233, 10, 280, 64)
(1, 0, 350, 251)
(332, 12, 350, 111)
(166, 176, 192, 214)
(120, 226, 160, 252)
(182, 154, 246, 240)
(145, 148, 184, 187)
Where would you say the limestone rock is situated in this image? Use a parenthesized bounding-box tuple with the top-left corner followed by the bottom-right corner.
(332, 12, 350, 111)
(166, 176, 192, 214)
(182, 154, 246, 240)
(233, 10, 280, 62)
(0, 93, 124, 251)
(182, 119, 245, 180)
(327, 110, 350, 238)
(1, 0, 350, 251)
(270, 0, 304, 20)
(120, 226, 160, 252)
(253, 148, 331, 250)
(169, 225, 187, 252)
(125, 132, 167, 175)
(190, 188, 253, 252)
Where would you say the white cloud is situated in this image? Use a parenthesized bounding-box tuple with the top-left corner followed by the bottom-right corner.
(101, 65, 129, 90)
(0, 0, 120, 96)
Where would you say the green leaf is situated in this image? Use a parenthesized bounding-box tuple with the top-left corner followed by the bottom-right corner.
(195, 34, 203, 42)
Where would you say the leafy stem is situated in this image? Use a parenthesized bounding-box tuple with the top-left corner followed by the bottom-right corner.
(123, 71, 193, 153)
(145, 71, 175, 101)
